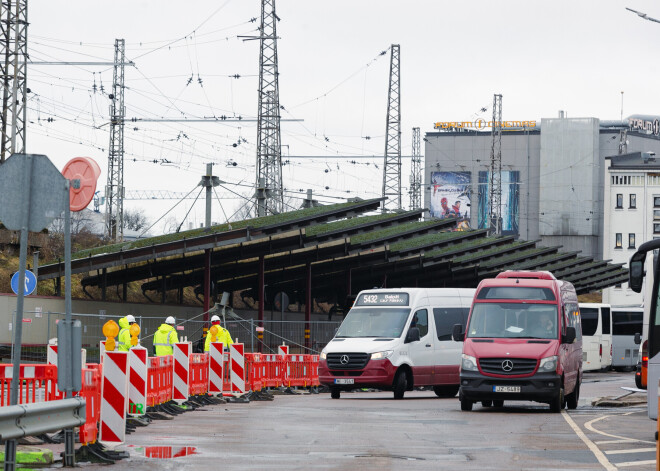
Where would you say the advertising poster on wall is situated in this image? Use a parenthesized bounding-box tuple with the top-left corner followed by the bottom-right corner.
(477, 170, 520, 235)
(429, 172, 471, 220)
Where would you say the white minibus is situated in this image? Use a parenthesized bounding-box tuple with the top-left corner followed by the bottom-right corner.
(611, 306, 644, 371)
(319, 288, 476, 399)
(579, 303, 612, 371)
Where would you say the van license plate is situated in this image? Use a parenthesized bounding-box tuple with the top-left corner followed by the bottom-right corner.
(335, 379, 354, 385)
(493, 386, 520, 393)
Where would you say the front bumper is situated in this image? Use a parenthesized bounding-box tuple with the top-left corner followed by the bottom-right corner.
(459, 370, 562, 403)
(319, 359, 397, 390)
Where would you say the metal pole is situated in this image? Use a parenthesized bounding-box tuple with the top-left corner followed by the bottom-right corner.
(203, 163, 213, 321)
(5, 155, 34, 471)
(63, 197, 75, 466)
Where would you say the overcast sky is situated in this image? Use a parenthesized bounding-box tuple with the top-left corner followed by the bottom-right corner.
(25, 0, 660, 234)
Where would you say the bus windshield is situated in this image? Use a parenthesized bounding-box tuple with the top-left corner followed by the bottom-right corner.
(335, 307, 411, 338)
(467, 302, 558, 339)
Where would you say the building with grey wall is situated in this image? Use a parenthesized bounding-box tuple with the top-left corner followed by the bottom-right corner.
(424, 113, 660, 261)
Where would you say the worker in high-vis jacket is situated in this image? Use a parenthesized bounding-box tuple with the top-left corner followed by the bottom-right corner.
(204, 315, 233, 352)
(117, 315, 137, 352)
(154, 316, 179, 356)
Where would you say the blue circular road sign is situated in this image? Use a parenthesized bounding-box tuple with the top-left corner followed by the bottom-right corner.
(11, 270, 37, 296)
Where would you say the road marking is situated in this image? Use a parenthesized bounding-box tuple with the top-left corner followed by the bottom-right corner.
(596, 439, 652, 445)
(561, 411, 617, 471)
(604, 448, 656, 455)
(584, 413, 654, 445)
(615, 460, 657, 467)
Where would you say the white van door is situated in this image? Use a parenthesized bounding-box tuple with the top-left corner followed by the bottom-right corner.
(403, 308, 435, 385)
(432, 305, 468, 384)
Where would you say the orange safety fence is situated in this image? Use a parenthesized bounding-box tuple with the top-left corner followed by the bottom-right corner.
(189, 353, 209, 396)
(79, 363, 102, 445)
(0, 364, 59, 406)
(245, 353, 263, 392)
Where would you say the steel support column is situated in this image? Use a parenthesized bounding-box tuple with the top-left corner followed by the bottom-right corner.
(305, 262, 311, 350)
(203, 249, 211, 320)
(258, 255, 265, 352)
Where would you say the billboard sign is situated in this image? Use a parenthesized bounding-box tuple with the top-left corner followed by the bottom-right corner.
(477, 170, 520, 235)
(430, 172, 471, 220)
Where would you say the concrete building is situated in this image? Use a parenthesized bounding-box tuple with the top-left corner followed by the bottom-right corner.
(425, 113, 660, 262)
(602, 151, 660, 306)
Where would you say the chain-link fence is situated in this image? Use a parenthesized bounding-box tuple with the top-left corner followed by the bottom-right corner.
(3, 310, 342, 363)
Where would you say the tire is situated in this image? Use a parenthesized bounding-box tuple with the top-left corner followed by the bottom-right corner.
(566, 382, 580, 410)
(550, 387, 565, 413)
(635, 373, 643, 389)
(433, 385, 460, 398)
(460, 398, 473, 411)
(493, 400, 504, 408)
(481, 400, 493, 407)
(330, 387, 340, 399)
(393, 371, 407, 400)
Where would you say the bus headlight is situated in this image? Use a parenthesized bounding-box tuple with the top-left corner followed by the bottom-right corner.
(320, 351, 327, 360)
(462, 354, 478, 371)
(539, 355, 558, 372)
(371, 350, 394, 360)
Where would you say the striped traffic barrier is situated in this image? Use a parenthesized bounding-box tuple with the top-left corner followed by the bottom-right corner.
(230, 343, 245, 395)
(172, 343, 190, 404)
(128, 347, 148, 416)
(277, 345, 289, 356)
(208, 342, 224, 396)
(99, 351, 129, 445)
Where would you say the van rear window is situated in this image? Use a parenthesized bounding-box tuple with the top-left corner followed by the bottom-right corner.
(477, 286, 556, 301)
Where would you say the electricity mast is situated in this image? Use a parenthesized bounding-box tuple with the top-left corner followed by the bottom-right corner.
(381, 44, 401, 212)
(409, 127, 421, 210)
(0, 0, 28, 163)
(488, 94, 503, 235)
(255, 0, 283, 216)
(105, 39, 126, 241)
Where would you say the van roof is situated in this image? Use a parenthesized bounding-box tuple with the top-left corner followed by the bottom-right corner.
(495, 270, 556, 280)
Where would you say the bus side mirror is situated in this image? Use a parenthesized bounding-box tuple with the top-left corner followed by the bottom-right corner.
(634, 332, 642, 345)
(562, 326, 576, 344)
(629, 254, 646, 293)
(452, 324, 465, 342)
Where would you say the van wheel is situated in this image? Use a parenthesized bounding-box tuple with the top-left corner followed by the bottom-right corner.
(460, 398, 473, 411)
(493, 400, 504, 408)
(481, 400, 493, 407)
(330, 387, 340, 399)
(635, 373, 643, 389)
(566, 382, 580, 410)
(393, 371, 407, 399)
(433, 385, 460, 398)
(550, 387, 565, 413)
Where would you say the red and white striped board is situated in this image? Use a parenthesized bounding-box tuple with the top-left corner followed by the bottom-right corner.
(230, 343, 245, 395)
(208, 342, 224, 396)
(277, 345, 289, 356)
(99, 351, 129, 445)
(99, 340, 106, 363)
(128, 347, 148, 416)
(172, 343, 190, 404)
(47, 345, 58, 366)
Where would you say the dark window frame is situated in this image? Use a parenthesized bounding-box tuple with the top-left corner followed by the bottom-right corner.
(629, 193, 637, 209)
(616, 193, 623, 209)
(615, 233, 622, 249)
(629, 233, 636, 249)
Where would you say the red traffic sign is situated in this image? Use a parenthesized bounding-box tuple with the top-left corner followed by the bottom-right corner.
(62, 157, 101, 212)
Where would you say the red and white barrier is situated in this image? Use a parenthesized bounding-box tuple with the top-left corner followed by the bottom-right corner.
(208, 342, 224, 396)
(99, 340, 106, 363)
(99, 351, 129, 445)
(128, 347, 148, 416)
(278, 345, 289, 356)
(230, 343, 245, 395)
(172, 343, 190, 404)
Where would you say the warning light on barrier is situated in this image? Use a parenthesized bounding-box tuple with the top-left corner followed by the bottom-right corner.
(130, 323, 140, 346)
(103, 320, 119, 352)
(209, 325, 218, 342)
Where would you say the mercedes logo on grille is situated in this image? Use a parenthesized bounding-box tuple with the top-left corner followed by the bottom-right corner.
(340, 355, 350, 365)
(501, 360, 514, 372)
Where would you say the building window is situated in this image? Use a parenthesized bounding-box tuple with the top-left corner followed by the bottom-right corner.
(616, 194, 623, 209)
(629, 233, 636, 249)
(629, 194, 637, 209)
(615, 233, 622, 248)
(655, 196, 660, 207)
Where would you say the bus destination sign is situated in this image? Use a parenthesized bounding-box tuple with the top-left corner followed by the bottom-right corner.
(356, 292, 409, 306)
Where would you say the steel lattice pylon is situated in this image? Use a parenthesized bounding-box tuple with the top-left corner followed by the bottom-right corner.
(409, 127, 421, 210)
(255, 0, 283, 217)
(488, 94, 503, 235)
(381, 44, 401, 212)
(105, 39, 126, 241)
(0, 0, 28, 163)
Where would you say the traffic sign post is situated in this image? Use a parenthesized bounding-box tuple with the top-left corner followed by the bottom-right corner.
(0, 154, 68, 471)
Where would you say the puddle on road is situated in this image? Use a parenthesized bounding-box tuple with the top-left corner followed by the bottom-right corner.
(128, 446, 198, 459)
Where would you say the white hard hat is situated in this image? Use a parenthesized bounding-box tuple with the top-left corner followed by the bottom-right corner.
(165, 316, 176, 325)
(211, 315, 220, 322)
(126, 315, 136, 323)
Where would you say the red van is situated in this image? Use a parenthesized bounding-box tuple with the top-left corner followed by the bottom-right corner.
(452, 271, 582, 412)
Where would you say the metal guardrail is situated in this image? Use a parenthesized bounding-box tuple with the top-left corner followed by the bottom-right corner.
(0, 397, 86, 441)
